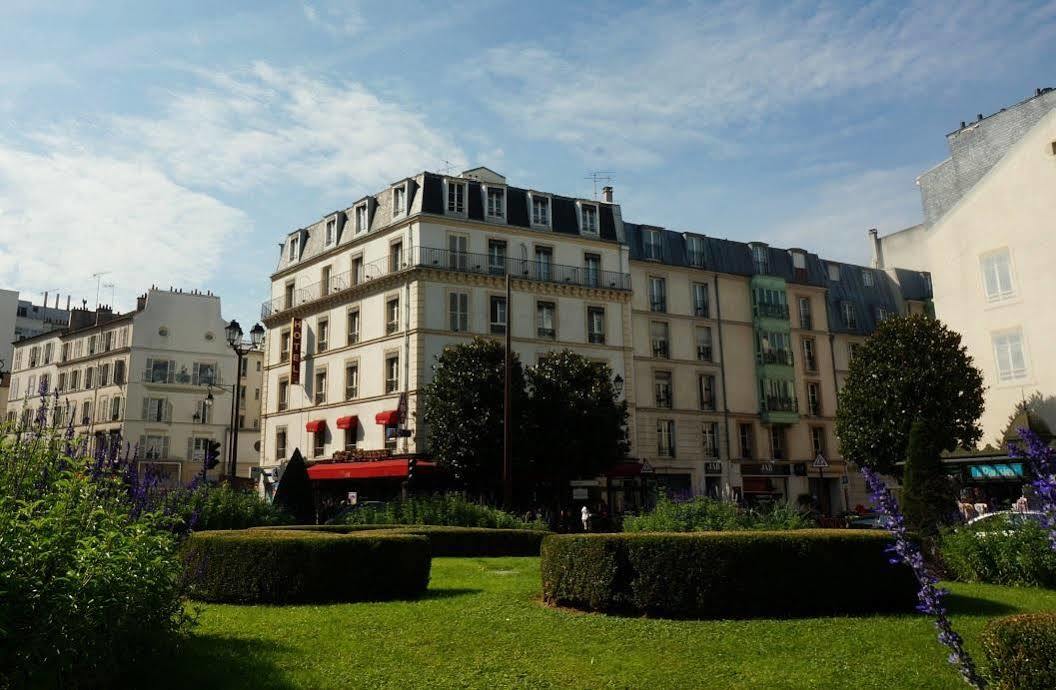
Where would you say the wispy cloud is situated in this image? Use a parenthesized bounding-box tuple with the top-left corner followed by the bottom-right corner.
(302, 2, 364, 36)
(466, 0, 1056, 165)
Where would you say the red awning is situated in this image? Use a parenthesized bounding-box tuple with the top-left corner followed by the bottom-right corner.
(605, 462, 644, 478)
(307, 459, 436, 480)
(335, 415, 358, 430)
(305, 419, 326, 433)
(375, 410, 400, 426)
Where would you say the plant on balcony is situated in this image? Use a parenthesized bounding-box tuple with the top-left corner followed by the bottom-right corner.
(835, 314, 984, 475)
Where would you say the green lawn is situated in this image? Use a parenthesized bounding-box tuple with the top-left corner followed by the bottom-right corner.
(148, 557, 1056, 689)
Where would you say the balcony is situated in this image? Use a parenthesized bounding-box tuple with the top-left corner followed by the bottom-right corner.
(763, 395, 797, 413)
(651, 340, 669, 359)
(263, 246, 632, 319)
(757, 349, 793, 366)
(655, 392, 672, 408)
(650, 298, 666, 313)
(753, 302, 789, 320)
(697, 345, 713, 362)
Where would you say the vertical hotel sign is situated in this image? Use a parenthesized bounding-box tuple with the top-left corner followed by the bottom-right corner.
(290, 317, 303, 384)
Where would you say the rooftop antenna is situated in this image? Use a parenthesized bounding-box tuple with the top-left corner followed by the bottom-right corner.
(104, 282, 116, 307)
(584, 171, 614, 200)
(91, 271, 111, 308)
(439, 159, 456, 176)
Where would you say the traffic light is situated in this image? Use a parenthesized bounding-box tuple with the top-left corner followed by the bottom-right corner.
(406, 457, 418, 483)
(206, 440, 222, 470)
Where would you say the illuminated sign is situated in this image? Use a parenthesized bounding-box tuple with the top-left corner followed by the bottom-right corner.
(290, 317, 302, 384)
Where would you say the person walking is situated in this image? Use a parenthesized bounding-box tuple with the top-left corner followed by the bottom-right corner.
(581, 505, 591, 532)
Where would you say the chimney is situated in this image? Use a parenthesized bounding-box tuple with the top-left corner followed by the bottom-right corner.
(868, 228, 884, 269)
(65, 295, 71, 310)
(43, 291, 48, 308)
(54, 293, 59, 309)
(977, 113, 984, 122)
(136, 294, 147, 311)
(1037, 88, 1043, 96)
(602, 186, 613, 203)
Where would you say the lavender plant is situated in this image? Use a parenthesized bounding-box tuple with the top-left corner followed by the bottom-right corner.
(1008, 427, 1056, 551)
(861, 466, 985, 689)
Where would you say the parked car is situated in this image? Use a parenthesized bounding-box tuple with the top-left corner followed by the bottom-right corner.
(966, 510, 1047, 532)
(848, 514, 888, 529)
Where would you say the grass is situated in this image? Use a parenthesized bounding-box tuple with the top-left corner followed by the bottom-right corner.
(145, 557, 1056, 689)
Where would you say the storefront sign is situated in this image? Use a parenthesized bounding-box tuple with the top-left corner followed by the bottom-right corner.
(572, 488, 589, 500)
(704, 461, 722, 475)
(290, 317, 303, 384)
(332, 448, 394, 462)
(347, 491, 358, 505)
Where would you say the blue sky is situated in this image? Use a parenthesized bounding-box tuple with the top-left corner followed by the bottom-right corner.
(1, 0, 1053, 326)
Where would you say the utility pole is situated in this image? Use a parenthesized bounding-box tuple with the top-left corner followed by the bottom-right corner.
(503, 271, 513, 508)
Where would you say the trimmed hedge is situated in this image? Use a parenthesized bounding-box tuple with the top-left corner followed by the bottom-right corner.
(541, 530, 918, 618)
(255, 524, 548, 557)
(982, 613, 1056, 690)
(182, 529, 431, 604)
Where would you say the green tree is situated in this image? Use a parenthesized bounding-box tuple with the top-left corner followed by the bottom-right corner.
(273, 449, 314, 524)
(901, 419, 956, 535)
(524, 350, 629, 503)
(836, 314, 985, 475)
(422, 337, 526, 495)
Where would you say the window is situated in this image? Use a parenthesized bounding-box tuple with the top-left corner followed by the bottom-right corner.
(141, 435, 168, 460)
(288, 235, 300, 261)
(654, 371, 673, 408)
(758, 331, 792, 365)
(751, 244, 769, 274)
(284, 282, 295, 309)
(145, 358, 174, 383)
(194, 399, 212, 424)
(798, 297, 813, 330)
(876, 306, 893, 322)
(280, 329, 291, 362)
(386, 297, 400, 334)
(26, 375, 35, 398)
(278, 379, 289, 411)
(316, 318, 329, 353)
(389, 241, 403, 272)
(143, 397, 168, 422)
(314, 369, 327, 405)
(486, 187, 504, 218)
(770, 427, 786, 460)
(762, 378, 796, 412)
(583, 253, 600, 287)
(85, 367, 95, 389)
(587, 307, 605, 344)
(692, 283, 709, 317)
(447, 181, 465, 214)
(449, 292, 469, 332)
(643, 229, 662, 260)
(351, 256, 364, 285)
(39, 373, 49, 393)
(325, 218, 336, 246)
(862, 270, 874, 287)
(807, 382, 821, 416)
(650, 321, 669, 358)
(536, 302, 556, 339)
(580, 204, 598, 233)
(791, 251, 807, 271)
(69, 370, 79, 391)
(993, 330, 1028, 382)
(849, 342, 861, 361)
(980, 249, 1015, 302)
(347, 309, 360, 345)
(811, 427, 826, 457)
(488, 295, 507, 335)
(61, 343, 70, 362)
(686, 235, 705, 267)
(43, 343, 53, 364)
(345, 363, 359, 399)
(657, 420, 675, 458)
(99, 363, 110, 387)
(313, 429, 325, 458)
(753, 287, 789, 319)
(738, 423, 753, 459)
(696, 327, 713, 361)
(392, 185, 407, 216)
(321, 265, 332, 295)
(193, 362, 217, 385)
(28, 346, 38, 367)
(385, 354, 399, 393)
(699, 375, 716, 411)
(57, 372, 66, 392)
(447, 233, 469, 270)
(240, 358, 248, 377)
(488, 240, 507, 275)
(534, 246, 553, 281)
(702, 422, 720, 458)
(827, 263, 840, 281)
(276, 428, 287, 460)
(841, 302, 857, 329)
(802, 338, 817, 372)
(355, 204, 368, 233)
(531, 195, 549, 226)
(649, 277, 666, 312)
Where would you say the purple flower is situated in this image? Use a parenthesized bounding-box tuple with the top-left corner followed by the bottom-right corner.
(861, 467, 984, 689)
(1008, 427, 1056, 551)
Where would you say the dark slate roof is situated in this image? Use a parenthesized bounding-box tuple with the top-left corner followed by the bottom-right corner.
(823, 262, 902, 335)
(422, 173, 444, 214)
(892, 268, 933, 301)
(507, 186, 530, 227)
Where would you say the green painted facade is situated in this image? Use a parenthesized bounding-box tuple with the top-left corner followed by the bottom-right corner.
(750, 275, 799, 425)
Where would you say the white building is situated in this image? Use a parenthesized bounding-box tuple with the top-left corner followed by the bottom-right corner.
(0, 290, 74, 367)
(5, 288, 258, 483)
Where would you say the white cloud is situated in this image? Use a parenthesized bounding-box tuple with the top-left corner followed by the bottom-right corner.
(303, 2, 364, 36)
(0, 146, 246, 311)
(468, 0, 1056, 165)
(109, 62, 466, 194)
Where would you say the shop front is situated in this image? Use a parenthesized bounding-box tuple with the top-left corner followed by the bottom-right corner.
(736, 461, 792, 507)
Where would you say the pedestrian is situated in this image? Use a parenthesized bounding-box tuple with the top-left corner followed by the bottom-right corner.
(581, 505, 591, 532)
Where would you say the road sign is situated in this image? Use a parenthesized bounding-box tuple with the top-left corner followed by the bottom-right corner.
(347, 491, 358, 505)
(813, 454, 829, 469)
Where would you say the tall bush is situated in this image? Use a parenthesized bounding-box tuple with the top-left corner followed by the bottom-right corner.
(334, 494, 546, 530)
(940, 517, 1056, 588)
(901, 419, 956, 536)
(162, 481, 293, 531)
(622, 496, 814, 532)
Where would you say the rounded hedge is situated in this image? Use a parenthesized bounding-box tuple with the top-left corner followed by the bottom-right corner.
(182, 529, 431, 604)
(541, 530, 918, 618)
(982, 613, 1056, 690)
(255, 524, 547, 557)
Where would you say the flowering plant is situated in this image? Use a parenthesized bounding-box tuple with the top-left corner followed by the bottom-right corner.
(1008, 427, 1056, 551)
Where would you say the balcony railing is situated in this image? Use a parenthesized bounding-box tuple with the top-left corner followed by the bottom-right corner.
(753, 302, 790, 320)
(651, 340, 669, 359)
(263, 246, 632, 319)
(757, 349, 794, 366)
(697, 345, 713, 362)
(762, 395, 798, 413)
(655, 392, 672, 408)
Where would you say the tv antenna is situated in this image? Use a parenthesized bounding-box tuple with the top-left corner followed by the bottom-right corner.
(91, 271, 111, 308)
(440, 159, 456, 176)
(584, 171, 614, 199)
(103, 282, 116, 307)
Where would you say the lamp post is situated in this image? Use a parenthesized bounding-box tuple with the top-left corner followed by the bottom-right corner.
(224, 319, 265, 481)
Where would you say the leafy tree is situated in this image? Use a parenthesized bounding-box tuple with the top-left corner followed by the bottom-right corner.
(422, 337, 526, 495)
(273, 449, 314, 524)
(836, 314, 984, 475)
(901, 419, 957, 536)
(524, 350, 629, 502)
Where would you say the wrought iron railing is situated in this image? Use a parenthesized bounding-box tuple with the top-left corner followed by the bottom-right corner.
(757, 349, 794, 366)
(762, 395, 798, 413)
(753, 302, 790, 320)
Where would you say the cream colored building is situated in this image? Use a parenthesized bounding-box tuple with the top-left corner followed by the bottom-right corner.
(4, 288, 256, 482)
(875, 87, 1056, 445)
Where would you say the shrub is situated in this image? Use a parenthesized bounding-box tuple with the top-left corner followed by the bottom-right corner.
(261, 524, 548, 557)
(541, 530, 918, 618)
(622, 496, 815, 532)
(0, 411, 190, 688)
(334, 494, 547, 530)
(182, 529, 431, 603)
(982, 613, 1056, 690)
(162, 481, 293, 531)
(901, 419, 957, 536)
(940, 518, 1056, 587)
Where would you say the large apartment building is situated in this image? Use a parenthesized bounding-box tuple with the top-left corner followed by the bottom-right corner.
(874, 87, 1056, 444)
(260, 166, 930, 513)
(5, 288, 257, 483)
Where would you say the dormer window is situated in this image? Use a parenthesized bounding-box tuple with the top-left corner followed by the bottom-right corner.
(530, 194, 550, 227)
(288, 235, 300, 261)
(827, 263, 840, 281)
(643, 229, 662, 260)
(486, 186, 505, 219)
(751, 244, 769, 274)
(686, 235, 705, 267)
(393, 185, 406, 217)
(580, 203, 598, 234)
(862, 270, 874, 287)
(355, 204, 368, 234)
(791, 251, 806, 270)
(325, 218, 337, 247)
(446, 180, 466, 214)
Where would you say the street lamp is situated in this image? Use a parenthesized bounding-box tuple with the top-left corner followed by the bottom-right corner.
(613, 374, 624, 396)
(224, 319, 265, 480)
(192, 392, 214, 480)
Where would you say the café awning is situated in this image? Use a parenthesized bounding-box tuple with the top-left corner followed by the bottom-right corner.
(305, 419, 326, 433)
(307, 459, 436, 480)
(335, 415, 358, 430)
(375, 410, 400, 426)
(605, 462, 644, 478)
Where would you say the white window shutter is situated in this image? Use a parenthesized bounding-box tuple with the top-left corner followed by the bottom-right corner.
(144, 357, 153, 383)
(141, 397, 149, 420)
(165, 400, 173, 422)
(192, 362, 200, 385)
(167, 360, 175, 383)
